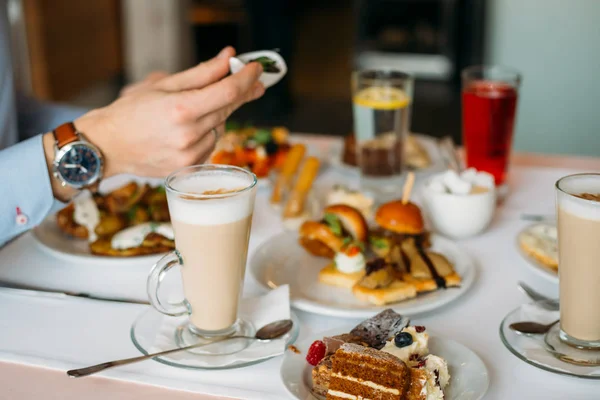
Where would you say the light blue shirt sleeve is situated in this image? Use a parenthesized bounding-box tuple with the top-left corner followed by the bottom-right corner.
(0, 134, 61, 246)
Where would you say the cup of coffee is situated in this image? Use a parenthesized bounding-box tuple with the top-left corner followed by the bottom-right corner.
(147, 165, 257, 350)
(546, 173, 600, 365)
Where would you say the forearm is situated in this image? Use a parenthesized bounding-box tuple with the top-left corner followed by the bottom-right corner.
(41, 132, 78, 202)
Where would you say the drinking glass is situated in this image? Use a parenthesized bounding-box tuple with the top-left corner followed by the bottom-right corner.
(461, 65, 521, 197)
(147, 164, 257, 352)
(545, 173, 600, 365)
(352, 70, 413, 198)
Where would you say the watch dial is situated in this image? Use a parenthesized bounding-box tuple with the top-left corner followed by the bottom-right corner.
(57, 144, 101, 186)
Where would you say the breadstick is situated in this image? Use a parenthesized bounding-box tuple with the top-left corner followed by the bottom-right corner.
(283, 157, 320, 218)
(270, 143, 306, 204)
(401, 172, 415, 205)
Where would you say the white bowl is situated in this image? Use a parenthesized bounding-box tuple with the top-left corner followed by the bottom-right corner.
(421, 181, 497, 239)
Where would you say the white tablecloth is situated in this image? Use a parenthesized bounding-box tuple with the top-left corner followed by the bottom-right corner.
(0, 136, 597, 400)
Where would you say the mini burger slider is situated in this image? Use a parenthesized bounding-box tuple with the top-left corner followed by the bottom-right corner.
(375, 200, 424, 235)
(299, 204, 368, 258)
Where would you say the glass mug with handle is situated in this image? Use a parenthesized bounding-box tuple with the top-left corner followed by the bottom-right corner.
(147, 165, 257, 351)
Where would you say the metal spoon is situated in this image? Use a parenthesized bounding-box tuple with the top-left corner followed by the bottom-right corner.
(67, 319, 294, 378)
(517, 282, 559, 310)
(509, 319, 559, 335)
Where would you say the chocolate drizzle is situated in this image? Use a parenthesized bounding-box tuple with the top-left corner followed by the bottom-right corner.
(365, 258, 387, 275)
(416, 235, 446, 289)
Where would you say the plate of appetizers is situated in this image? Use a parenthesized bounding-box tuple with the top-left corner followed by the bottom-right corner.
(329, 133, 445, 177)
(516, 223, 558, 284)
(250, 195, 476, 318)
(33, 176, 172, 261)
(281, 309, 489, 400)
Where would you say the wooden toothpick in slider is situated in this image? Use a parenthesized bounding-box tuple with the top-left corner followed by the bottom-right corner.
(401, 172, 415, 205)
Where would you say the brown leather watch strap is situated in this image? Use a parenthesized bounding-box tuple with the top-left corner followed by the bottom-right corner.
(53, 122, 79, 148)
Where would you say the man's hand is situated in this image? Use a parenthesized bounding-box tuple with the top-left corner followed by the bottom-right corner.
(43, 46, 264, 201)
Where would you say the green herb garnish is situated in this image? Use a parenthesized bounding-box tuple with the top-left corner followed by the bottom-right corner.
(249, 56, 280, 73)
(225, 120, 241, 131)
(155, 186, 166, 194)
(253, 129, 272, 145)
(323, 213, 342, 236)
(127, 205, 139, 222)
(369, 236, 389, 250)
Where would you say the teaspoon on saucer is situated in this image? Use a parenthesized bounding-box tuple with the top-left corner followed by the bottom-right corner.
(67, 319, 294, 378)
(509, 319, 559, 335)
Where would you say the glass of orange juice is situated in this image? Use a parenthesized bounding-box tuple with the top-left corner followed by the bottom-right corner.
(352, 70, 413, 198)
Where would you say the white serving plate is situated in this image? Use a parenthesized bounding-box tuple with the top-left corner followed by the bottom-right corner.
(250, 232, 476, 318)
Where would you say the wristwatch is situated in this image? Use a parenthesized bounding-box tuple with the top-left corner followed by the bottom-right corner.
(52, 122, 104, 190)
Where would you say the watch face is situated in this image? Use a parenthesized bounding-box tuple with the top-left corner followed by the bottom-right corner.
(57, 144, 101, 186)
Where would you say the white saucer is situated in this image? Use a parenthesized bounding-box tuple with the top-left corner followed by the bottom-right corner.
(250, 232, 476, 318)
(500, 301, 600, 379)
(130, 307, 300, 370)
(281, 327, 489, 400)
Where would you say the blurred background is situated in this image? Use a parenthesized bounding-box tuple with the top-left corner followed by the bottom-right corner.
(6, 0, 600, 156)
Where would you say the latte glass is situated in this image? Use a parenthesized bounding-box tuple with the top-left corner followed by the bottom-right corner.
(147, 165, 257, 350)
(546, 173, 600, 365)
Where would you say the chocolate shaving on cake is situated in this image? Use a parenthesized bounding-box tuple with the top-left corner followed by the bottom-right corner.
(349, 309, 410, 349)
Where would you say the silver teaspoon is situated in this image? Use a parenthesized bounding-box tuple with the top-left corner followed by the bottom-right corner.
(67, 319, 293, 378)
(509, 319, 559, 335)
(517, 282, 559, 311)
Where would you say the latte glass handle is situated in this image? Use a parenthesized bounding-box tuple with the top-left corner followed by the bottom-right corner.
(147, 250, 189, 316)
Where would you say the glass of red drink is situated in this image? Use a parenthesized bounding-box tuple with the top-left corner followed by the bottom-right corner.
(461, 66, 521, 195)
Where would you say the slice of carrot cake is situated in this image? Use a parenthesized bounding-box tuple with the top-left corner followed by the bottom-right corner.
(326, 343, 410, 400)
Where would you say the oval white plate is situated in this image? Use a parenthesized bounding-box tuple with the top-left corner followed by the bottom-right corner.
(32, 174, 166, 262)
(328, 133, 446, 177)
(516, 223, 558, 284)
(250, 233, 476, 318)
(281, 327, 489, 400)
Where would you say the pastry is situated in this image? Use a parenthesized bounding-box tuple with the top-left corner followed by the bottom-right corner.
(405, 135, 431, 170)
(518, 223, 558, 270)
(283, 156, 320, 218)
(352, 258, 418, 306)
(326, 184, 374, 220)
(309, 310, 449, 400)
(270, 143, 306, 204)
(318, 263, 365, 288)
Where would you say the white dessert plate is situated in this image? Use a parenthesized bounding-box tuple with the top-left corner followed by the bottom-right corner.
(281, 327, 489, 400)
(32, 175, 166, 262)
(250, 233, 476, 318)
(516, 223, 558, 284)
(328, 133, 446, 177)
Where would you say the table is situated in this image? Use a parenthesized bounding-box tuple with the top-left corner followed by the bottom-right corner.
(1, 135, 599, 400)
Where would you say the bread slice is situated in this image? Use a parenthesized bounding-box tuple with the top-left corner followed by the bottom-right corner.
(518, 224, 558, 270)
(318, 263, 365, 288)
(352, 280, 417, 306)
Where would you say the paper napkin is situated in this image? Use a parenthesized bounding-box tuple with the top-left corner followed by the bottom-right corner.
(149, 285, 291, 367)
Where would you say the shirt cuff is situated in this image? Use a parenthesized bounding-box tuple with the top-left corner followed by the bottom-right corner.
(0, 135, 55, 245)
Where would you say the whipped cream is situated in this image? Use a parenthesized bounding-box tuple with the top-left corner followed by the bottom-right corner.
(72, 191, 100, 243)
(422, 354, 450, 389)
(111, 222, 174, 250)
(334, 251, 366, 274)
(428, 168, 494, 195)
(327, 185, 374, 219)
(381, 326, 429, 364)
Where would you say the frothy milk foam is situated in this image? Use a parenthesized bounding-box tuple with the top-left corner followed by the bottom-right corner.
(168, 172, 255, 332)
(558, 175, 600, 342)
